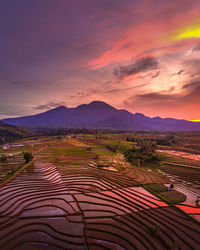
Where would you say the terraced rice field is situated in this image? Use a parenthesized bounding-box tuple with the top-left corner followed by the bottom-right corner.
(158, 150, 200, 161)
(113, 154, 168, 184)
(160, 163, 200, 188)
(158, 150, 200, 168)
(1, 160, 200, 249)
(0, 153, 24, 180)
(1, 135, 200, 249)
(174, 184, 200, 222)
(0, 162, 84, 249)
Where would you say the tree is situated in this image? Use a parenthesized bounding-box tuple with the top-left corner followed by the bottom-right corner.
(124, 141, 159, 166)
(23, 152, 33, 163)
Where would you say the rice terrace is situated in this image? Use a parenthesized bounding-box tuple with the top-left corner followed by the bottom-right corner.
(0, 132, 200, 249)
(1, 0, 200, 249)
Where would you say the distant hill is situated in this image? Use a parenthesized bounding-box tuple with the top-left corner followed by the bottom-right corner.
(2, 101, 200, 131)
(0, 121, 33, 144)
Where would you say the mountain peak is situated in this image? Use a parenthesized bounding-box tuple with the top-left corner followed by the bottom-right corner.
(134, 112, 145, 117)
(50, 105, 67, 111)
(89, 101, 109, 105)
(153, 116, 162, 120)
(44, 105, 68, 114)
(77, 101, 116, 110)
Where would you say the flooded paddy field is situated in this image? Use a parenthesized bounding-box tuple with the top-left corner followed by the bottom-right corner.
(0, 134, 200, 249)
(158, 150, 200, 161)
(158, 163, 200, 188)
(174, 184, 200, 222)
(156, 149, 200, 189)
(158, 149, 200, 168)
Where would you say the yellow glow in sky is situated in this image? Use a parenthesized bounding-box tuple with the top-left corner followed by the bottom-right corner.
(191, 119, 200, 122)
(173, 26, 200, 40)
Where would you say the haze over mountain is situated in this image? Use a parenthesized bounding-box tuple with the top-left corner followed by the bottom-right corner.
(2, 101, 200, 131)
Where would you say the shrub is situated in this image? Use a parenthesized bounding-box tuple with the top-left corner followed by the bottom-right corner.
(156, 135, 176, 146)
(124, 141, 159, 166)
(0, 155, 8, 163)
(157, 139, 171, 146)
(126, 137, 136, 142)
(23, 152, 33, 163)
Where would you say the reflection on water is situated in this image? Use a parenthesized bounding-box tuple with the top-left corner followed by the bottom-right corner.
(172, 184, 200, 221)
(1, 144, 25, 150)
(158, 150, 200, 161)
(102, 166, 118, 171)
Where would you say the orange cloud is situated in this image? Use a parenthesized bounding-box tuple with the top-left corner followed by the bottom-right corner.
(89, 7, 200, 70)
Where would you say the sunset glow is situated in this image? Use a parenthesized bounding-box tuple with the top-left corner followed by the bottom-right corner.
(173, 25, 200, 40)
(0, 0, 200, 121)
(0, 2, 200, 247)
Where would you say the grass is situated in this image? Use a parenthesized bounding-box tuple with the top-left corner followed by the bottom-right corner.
(140, 161, 161, 171)
(145, 183, 167, 192)
(44, 146, 92, 156)
(145, 183, 186, 204)
(160, 191, 186, 204)
(91, 150, 115, 156)
(0, 171, 15, 184)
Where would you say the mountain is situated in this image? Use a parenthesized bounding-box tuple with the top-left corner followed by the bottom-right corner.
(0, 121, 33, 144)
(3, 101, 118, 128)
(2, 101, 200, 131)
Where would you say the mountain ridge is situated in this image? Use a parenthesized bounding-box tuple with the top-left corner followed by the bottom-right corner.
(0, 121, 33, 144)
(2, 101, 200, 131)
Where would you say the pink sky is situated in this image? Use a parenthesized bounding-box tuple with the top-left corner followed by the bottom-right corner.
(0, 0, 200, 120)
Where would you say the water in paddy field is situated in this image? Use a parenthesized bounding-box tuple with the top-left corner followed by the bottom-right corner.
(158, 149, 200, 161)
(1, 160, 200, 249)
(1, 144, 25, 149)
(157, 149, 200, 188)
(174, 184, 200, 222)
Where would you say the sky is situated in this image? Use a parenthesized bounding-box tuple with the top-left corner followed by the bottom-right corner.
(0, 0, 200, 121)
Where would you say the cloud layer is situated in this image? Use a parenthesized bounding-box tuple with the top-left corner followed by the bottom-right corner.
(0, 0, 200, 120)
(114, 57, 159, 79)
